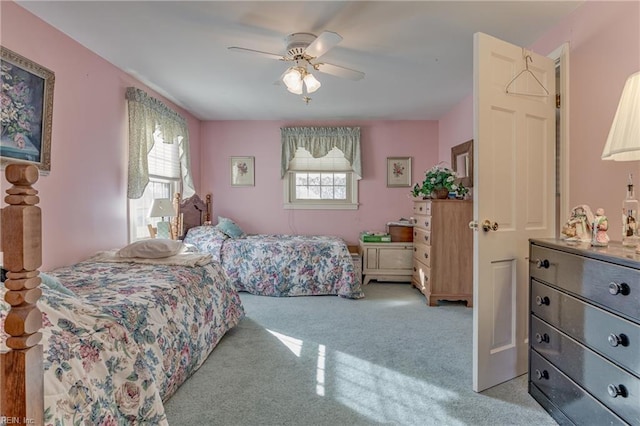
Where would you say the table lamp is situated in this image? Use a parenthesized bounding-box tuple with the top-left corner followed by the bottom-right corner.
(602, 71, 640, 250)
(149, 198, 177, 239)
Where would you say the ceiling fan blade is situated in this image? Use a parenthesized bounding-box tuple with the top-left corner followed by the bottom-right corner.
(304, 31, 342, 59)
(228, 46, 287, 61)
(314, 62, 365, 81)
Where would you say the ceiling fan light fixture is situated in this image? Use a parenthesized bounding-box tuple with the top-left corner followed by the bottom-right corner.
(303, 72, 321, 93)
(283, 67, 303, 93)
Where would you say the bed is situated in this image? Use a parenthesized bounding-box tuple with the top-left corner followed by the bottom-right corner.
(183, 221, 363, 299)
(0, 164, 244, 425)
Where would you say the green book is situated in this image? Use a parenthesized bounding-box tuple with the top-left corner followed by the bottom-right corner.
(360, 233, 391, 242)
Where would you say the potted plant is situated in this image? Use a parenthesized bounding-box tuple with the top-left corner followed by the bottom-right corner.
(411, 164, 468, 199)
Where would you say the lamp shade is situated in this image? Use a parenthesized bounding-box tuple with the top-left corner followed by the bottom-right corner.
(304, 73, 321, 93)
(602, 71, 640, 161)
(149, 198, 176, 218)
(283, 68, 303, 94)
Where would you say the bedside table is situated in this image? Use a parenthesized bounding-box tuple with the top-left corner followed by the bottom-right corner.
(359, 241, 413, 285)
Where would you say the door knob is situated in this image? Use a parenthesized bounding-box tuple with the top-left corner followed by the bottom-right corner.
(482, 220, 499, 232)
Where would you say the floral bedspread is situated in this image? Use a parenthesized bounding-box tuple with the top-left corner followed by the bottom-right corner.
(185, 226, 364, 298)
(0, 260, 244, 425)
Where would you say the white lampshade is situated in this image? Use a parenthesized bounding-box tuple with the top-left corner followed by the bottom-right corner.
(149, 198, 176, 218)
(283, 68, 303, 94)
(303, 73, 321, 93)
(602, 71, 640, 161)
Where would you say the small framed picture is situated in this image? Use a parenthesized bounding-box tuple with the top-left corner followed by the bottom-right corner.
(387, 157, 412, 187)
(230, 156, 255, 186)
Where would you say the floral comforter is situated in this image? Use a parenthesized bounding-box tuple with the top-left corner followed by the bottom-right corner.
(184, 226, 364, 298)
(0, 260, 244, 425)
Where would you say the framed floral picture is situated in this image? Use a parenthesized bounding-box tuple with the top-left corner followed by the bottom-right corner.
(386, 157, 411, 187)
(1, 46, 55, 174)
(230, 156, 255, 186)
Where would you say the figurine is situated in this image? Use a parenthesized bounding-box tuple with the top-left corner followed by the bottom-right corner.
(591, 208, 609, 247)
(561, 205, 594, 242)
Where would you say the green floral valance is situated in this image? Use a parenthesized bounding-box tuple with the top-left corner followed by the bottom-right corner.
(281, 127, 361, 179)
(126, 87, 195, 199)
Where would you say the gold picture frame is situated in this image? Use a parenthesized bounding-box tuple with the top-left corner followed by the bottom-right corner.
(1, 46, 55, 174)
(230, 156, 255, 186)
(451, 140, 473, 188)
(386, 157, 412, 187)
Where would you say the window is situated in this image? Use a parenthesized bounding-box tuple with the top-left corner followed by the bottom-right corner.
(284, 147, 358, 209)
(128, 130, 180, 241)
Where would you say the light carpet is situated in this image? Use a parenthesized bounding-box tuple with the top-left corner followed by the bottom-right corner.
(164, 283, 555, 425)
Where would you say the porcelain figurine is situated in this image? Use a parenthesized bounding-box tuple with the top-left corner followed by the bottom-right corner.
(561, 204, 594, 242)
(591, 208, 609, 247)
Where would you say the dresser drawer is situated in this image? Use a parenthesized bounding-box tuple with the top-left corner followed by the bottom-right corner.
(531, 279, 640, 377)
(413, 214, 432, 231)
(531, 316, 640, 424)
(413, 227, 431, 246)
(412, 201, 431, 216)
(413, 243, 431, 267)
(530, 350, 627, 426)
(412, 259, 430, 290)
(531, 245, 640, 321)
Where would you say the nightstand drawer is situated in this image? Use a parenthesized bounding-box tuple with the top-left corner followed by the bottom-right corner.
(413, 227, 431, 246)
(413, 243, 431, 267)
(413, 201, 431, 216)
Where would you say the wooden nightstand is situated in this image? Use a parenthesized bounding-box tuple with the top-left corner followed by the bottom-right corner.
(359, 241, 413, 285)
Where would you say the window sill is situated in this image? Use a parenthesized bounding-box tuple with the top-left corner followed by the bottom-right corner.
(283, 202, 359, 210)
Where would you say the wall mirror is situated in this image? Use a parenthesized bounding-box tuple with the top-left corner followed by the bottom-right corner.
(451, 139, 473, 188)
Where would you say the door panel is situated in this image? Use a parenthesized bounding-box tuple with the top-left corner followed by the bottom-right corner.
(473, 32, 555, 392)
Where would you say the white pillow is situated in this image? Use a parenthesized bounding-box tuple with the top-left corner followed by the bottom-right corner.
(117, 239, 184, 259)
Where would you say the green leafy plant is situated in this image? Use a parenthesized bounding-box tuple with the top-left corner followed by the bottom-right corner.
(411, 164, 468, 198)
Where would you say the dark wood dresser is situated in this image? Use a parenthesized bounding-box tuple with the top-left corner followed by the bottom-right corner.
(529, 239, 640, 425)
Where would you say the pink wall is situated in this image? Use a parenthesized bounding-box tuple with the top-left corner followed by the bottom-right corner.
(199, 121, 438, 244)
(0, 2, 202, 270)
(531, 0, 640, 241)
(438, 94, 473, 165)
(438, 1, 640, 241)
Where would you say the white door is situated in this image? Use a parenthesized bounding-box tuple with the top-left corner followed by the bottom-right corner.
(472, 32, 556, 392)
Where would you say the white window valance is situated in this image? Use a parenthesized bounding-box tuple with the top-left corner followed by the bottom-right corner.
(126, 87, 195, 199)
(281, 127, 362, 179)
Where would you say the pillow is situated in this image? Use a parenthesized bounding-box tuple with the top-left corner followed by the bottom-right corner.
(40, 272, 76, 297)
(117, 239, 184, 259)
(216, 216, 245, 238)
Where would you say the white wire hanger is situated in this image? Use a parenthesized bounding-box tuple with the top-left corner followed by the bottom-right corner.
(505, 52, 550, 97)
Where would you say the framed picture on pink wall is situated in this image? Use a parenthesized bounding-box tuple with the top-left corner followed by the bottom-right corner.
(387, 157, 412, 187)
(0, 46, 55, 174)
(231, 156, 255, 186)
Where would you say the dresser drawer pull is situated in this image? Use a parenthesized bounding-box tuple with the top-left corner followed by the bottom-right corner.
(424, 253, 429, 259)
(424, 221, 430, 228)
(608, 333, 628, 347)
(534, 259, 550, 269)
(608, 282, 630, 296)
(535, 369, 549, 380)
(535, 333, 549, 344)
(535, 295, 550, 306)
(424, 235, 429, 242)
(607, 384, 628, 398)
(414, 247, 417, 252)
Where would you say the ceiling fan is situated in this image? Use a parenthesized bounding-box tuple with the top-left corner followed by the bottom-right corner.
(228, 31, 365, 102)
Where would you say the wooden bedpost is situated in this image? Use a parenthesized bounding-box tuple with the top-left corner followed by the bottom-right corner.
(172, 193, 182, 239)
(205, 194, 212, 224)
(0, 164, 44, 425)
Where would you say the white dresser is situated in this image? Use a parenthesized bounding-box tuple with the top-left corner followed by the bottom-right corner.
(359, 241, 413, 285)
(529, 239, 640, 425)
(411, 199, 473, 306)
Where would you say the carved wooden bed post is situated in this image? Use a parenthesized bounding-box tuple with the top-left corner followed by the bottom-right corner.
(1, 164, 44, 424)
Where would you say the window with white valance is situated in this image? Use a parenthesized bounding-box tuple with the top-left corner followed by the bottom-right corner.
(126, 87, 196, 241)
(281, 127, 361, 210)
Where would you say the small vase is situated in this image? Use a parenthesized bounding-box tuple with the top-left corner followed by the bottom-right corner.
(431, 188, 449, 199)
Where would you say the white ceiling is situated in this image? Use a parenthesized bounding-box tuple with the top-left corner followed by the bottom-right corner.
(16, 1, 584, 121)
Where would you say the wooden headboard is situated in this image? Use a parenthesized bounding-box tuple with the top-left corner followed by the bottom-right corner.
(1, 164, 44, 423)
(172, 193, 212, 238)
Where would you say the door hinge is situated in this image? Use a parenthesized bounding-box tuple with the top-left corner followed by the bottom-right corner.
(556, 94, 561, 109)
